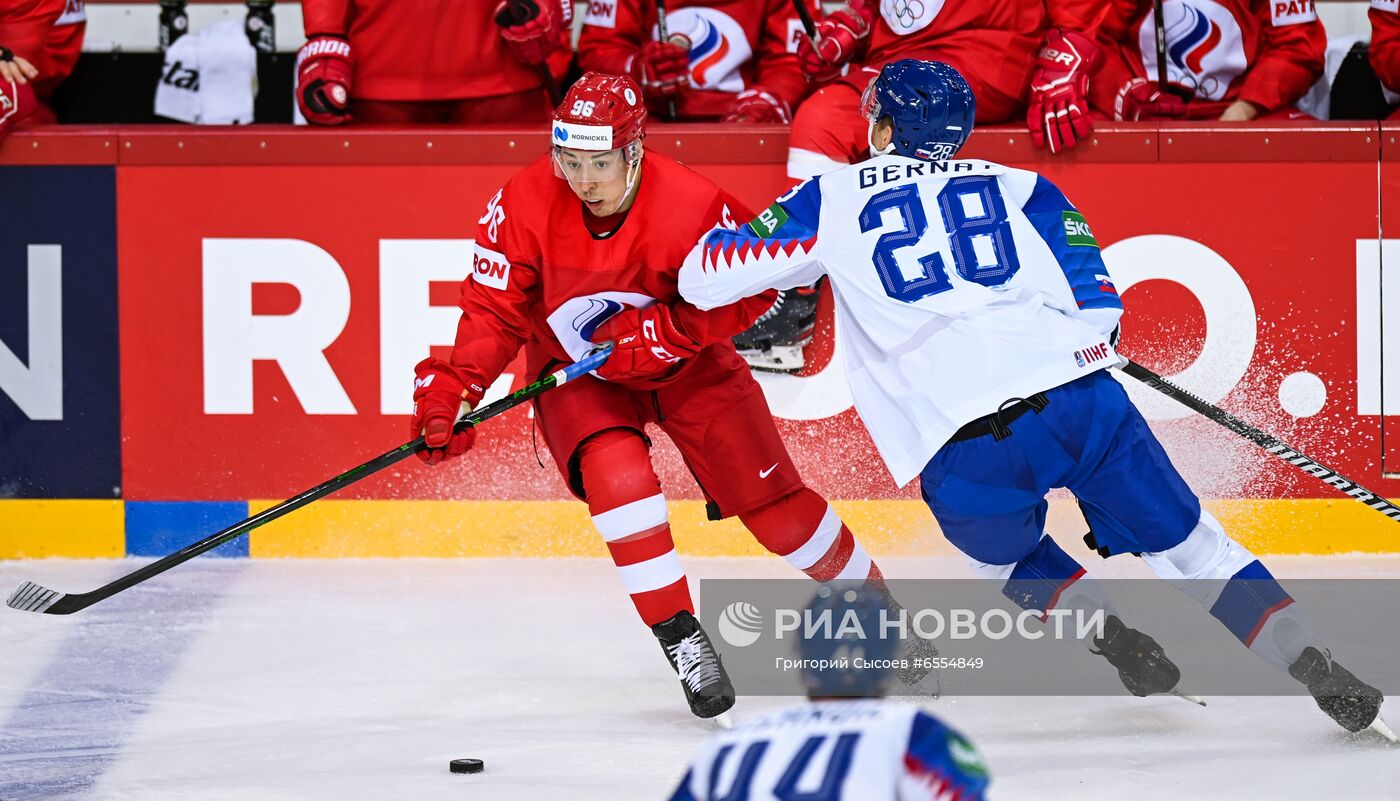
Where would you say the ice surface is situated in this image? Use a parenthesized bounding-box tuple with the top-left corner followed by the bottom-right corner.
(2, 556, 1398, 800)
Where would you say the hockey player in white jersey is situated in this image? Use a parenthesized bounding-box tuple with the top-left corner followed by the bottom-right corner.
(678, 59, 1392, 739)
(668, 584, 989, 801)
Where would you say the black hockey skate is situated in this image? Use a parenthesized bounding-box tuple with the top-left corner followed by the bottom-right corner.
(1289, 647, 1386, 734)
(733, 285, 820, 374)
(1089, 615, 1182, 697)
(879, 594, 942, 694)
(652, 610, 736, 719)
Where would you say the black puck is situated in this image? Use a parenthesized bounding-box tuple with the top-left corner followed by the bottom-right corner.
(449, 758, 485, 774)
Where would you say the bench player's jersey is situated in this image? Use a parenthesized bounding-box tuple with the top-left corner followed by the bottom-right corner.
(679, 157, 1123, 486)
(668, 700, 989, 801)
(1089, 0, 1325, 115)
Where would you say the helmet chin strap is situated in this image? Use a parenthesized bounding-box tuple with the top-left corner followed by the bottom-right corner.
(618, 146, 643, 213)
(867, 119, 896, 158)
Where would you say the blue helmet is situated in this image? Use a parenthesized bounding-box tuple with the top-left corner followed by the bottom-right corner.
(862, 59, 976, 160)
(798, 583, 900, 697)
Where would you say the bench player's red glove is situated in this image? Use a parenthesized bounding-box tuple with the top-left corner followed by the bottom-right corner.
(494, 0, 561, 66)
(296, 34, 352, 125)
(631, 40, 690, 99)
(590, 304, 701, 382)
(411, 357, 486, 465)
(722, 89, 791, 124)
(797, 1, 873, 82)
(1027, 29, 1103, 154)
(1114, 78, 1190, 121)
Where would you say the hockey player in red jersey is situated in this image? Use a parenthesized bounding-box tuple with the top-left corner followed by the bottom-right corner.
(786, 0, 1044, 178)
(296, 0, 573, 126)
(410, 73, 913, 719)
(0, 0, 84, 125)
(1038, 0, 1323, 153)
(576, 0, 818, 123)
(1370, 0, 1400, 116)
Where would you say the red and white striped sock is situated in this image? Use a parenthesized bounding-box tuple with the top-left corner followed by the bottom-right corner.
(591, 493, 691, 626)
(740, 487, 883, 584)
(579, 430, 692, 627)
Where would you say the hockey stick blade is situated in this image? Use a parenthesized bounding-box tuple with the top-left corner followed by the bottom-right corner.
(1171, 688, 1207, 707)
(6, 581, 72, 614)
(1367, 715, 1399, 744)
(1118, 358, 1400, 527)
(4, 346, 612, 616)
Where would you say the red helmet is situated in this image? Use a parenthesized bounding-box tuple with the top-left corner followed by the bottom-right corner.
(551, 72, 647, 153)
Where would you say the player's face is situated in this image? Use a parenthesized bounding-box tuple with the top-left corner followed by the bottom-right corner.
(554, 146, 634, 216)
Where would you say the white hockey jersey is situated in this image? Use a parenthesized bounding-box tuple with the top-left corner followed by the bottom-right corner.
(678, 157, 1124, 486)
(668, 700, 989, 801)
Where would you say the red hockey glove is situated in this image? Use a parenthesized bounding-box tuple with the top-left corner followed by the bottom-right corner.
(1113, 78, 1190, 122)
(797, 1, 873, 82)
(722, 89, 791, 124)
(1027, 29, 1103, 154)
(630, 40, 690, 99)
(590, 304, 702, 383)
(494, 0, 561, 67)
(296, 34, 352, 126)
(410, 357, 486, 465)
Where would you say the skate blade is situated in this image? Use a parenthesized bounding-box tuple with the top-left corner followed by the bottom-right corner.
(1365, 715, 1399, 744)
(712, 712, 735, 730)
(1171, 688, 1207, 707)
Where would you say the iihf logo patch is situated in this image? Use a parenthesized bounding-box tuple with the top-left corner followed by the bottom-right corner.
(1075, 350, 1086, 368)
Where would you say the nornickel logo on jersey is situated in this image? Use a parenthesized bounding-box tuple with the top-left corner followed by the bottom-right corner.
(1061, 211, 1098, 247)
(472, 245, 511, 290)
(748, 203, 789, 237)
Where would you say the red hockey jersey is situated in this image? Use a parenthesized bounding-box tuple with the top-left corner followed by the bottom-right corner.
(454, 153, 776, 392)
(1371, 0, 1400, 96)
(1088, 0, 1325, 116)
(857, 0, 1046, 110)
(0, 0, 85, 107)
(301, 0, 571, 101)
(577, 0, 818, 119)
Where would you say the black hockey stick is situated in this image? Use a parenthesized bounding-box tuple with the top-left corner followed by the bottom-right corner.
(656, 0, 679, 121)
(1150, 0, 1193, 102)
(1152, 0, 1169, 86)
(6, 346, 613, 615)
(1118, 358, 1400, 524)
(791, 0, 817, 40)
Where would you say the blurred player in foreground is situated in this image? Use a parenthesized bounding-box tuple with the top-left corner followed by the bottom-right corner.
(678, 58, 1393, 739)
(668, 584, 989, 801)
(410, 72, 928, 721)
